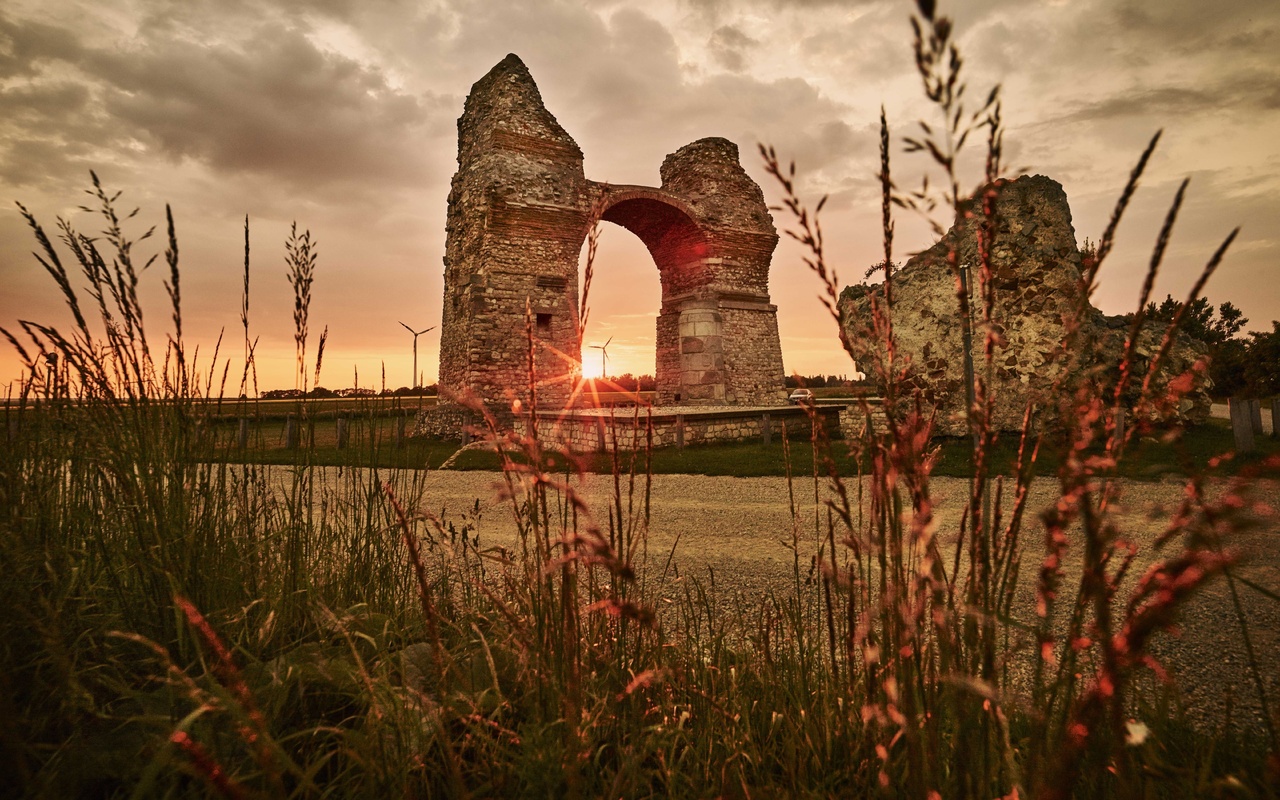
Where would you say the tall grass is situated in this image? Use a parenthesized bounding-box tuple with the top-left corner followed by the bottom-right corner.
(3, 2, 1278, 797)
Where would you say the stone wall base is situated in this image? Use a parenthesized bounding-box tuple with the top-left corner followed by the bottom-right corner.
(415, 403, 844, 453)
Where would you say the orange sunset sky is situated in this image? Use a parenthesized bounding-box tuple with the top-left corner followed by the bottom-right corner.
(2, 0, 1278, 393)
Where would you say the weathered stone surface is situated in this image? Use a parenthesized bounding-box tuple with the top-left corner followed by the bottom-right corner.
(532, 406, 841, 453)
(436, 54, 786, 418)
(838, 175, 1211, 436)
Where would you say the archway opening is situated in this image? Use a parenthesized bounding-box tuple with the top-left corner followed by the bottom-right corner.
(575, 222, 661, 389)
(573, 192, 720, 404)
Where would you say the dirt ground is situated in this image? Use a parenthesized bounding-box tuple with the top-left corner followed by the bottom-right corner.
(280, 460, 1280, 737)
(292, 465, 1280, 734)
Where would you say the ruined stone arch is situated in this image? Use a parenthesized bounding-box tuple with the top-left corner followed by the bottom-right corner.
(438, 54, 786, 408)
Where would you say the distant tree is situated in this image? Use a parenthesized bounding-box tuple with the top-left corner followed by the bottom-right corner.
(612, 373, 639, 392)
(262, 388, 303, 400)
(1208, 338, 1250, 398)
(1243, 323, 1280, 397)
(1135, 294, 1249, 397)
(785, 373, 841, 389)
(1078, 237, 1097, 270)
(381, 385, 437, 397)
(1142, 295, 1246, 347)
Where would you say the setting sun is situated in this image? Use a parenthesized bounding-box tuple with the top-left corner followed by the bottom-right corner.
(581, 352, 605, 380)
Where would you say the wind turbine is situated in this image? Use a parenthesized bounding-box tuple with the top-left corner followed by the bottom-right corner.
(398, 322, 436, 389)
(589, 336, 612, 381)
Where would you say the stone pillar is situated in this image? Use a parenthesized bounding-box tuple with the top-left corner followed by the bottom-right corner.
(436, 55, 589, 411)
(1249, 398, 1264, 436)
(655, 310, 682, 404)
(678, 305, 725, 404)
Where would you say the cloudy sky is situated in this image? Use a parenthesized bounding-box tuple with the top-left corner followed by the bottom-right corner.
(2, 0, 1277, 393)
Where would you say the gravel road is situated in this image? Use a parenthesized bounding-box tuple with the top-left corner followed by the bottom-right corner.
(280, 460, 1269, 737)
(296, 466, 1280, 734)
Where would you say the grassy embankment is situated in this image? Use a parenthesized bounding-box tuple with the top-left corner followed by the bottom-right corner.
(209, 403, 1280, 478)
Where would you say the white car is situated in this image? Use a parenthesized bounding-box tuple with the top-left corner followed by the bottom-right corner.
(788, 388, 814, 404)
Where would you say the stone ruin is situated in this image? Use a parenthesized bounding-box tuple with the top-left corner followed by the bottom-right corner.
(838, 174, 1212, 436)
(434, 54, 786, 415)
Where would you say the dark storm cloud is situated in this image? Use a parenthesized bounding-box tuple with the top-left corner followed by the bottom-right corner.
(552, 6, 865, 183)
(1051, 71, 1280, 126)
(683, 0, 883, 12)
(0, 12, 84, 78)
(1111, 0, 1279, 53)
(0, 81, 91, 123)
(0, 4, 450, 194)
(89, 24, 440, 188)
(0, 17, 120, 187)
(708, 25, 756, 72)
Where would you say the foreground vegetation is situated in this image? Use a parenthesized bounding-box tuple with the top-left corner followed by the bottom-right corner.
(4, 3, 1279, 797)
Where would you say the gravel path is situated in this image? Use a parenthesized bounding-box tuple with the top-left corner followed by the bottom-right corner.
(294, 466, 1280, 733)
(277, 465, 1269, 732)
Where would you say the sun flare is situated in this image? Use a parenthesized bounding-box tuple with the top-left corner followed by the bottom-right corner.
(581, 355, 604, 380)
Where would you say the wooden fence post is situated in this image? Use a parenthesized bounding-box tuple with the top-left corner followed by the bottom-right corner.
(285, 414, 298, 449)
(1270, 397, 1280, 438)
(1229, 397, 1255, 453)
(676, 414, 685, 449)
(238, 417, 249, 449)
(762, 413, 772, 446)
(395, 413, 408, 448)
(336, 416, 348, 449)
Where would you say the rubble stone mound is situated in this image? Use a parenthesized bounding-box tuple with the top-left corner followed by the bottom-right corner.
(838, 175, 1211, 436)
(436, 54, 786, 413)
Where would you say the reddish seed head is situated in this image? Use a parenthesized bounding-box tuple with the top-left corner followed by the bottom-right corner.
(1041, 641, 1056, 665)
(1068, 722, 1089, 745)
